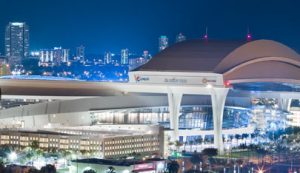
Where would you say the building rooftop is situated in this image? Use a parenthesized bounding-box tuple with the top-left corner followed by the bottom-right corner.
(0, 75, 82, 81)
(137, 39, 300, 74)
(71, 158, 165, 166)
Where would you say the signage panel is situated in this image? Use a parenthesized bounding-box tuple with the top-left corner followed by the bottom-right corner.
(134, 75, 217, 85)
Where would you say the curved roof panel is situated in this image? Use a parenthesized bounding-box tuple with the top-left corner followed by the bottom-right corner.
(214, 39, 300, 73)
(137, 39, 300, 75)
(138, 39, 247, 72)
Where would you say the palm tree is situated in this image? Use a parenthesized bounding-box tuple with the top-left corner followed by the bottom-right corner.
(210, 137, 214, 148)
(168, 141, 174, 153)
(230, 135, 234, 147)
(189, 140, 194, 152)
(235, 134, 241, 147)
(204, 138, 209, 146)
(174, 140, 182, 152)
(198, 137, 203, 151)
(250, 133, 255, 144)
(194, 138, 199, 152)
(242, 133, 249, 145)
(167, 160, 180, 173)
(183, 141, 188, 152)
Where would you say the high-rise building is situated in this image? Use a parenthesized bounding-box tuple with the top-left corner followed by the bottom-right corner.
(143, 51, 149, 60)
(53, 47, 69, 65)
(159, 36, 168, 51)
(121, 49, 129, 65)
(76, 45, 85, 62)
(129, 57, 148, 71)
(39, 50, 54, 63)
(104, 52, 112, 65)
(176, 33, 186, 43)
(38, 47, 69, 66)
(5, 22, 29, 66)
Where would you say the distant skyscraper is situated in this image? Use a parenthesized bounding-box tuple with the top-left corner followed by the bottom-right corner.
(129, 57, 148, 71)
(5, 22, 29, 66)
(104, 52, 112, 64)
(121, 49, 129, 65)
(76, 45, 85, 62)
(143, 51, 149, 60)
(39, 50, 54, 63)
(176, 33, 186, 43)
(159, 36, 168, 51)
(38, 47, 69, 66)
(53, 47, 69, 65)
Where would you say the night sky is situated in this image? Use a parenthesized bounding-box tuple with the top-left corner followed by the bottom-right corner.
(0, 0, 299, 55)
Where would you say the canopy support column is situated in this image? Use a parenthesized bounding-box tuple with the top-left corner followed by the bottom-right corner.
(211, 88, 229, 155)
(168, 91, 183, 142)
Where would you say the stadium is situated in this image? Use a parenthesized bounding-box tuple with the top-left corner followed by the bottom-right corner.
(1, 39, 300, 155)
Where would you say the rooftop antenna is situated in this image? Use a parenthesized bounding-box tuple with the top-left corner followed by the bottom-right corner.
(204, 26, 208, 39)
(247, 27, 251, 41)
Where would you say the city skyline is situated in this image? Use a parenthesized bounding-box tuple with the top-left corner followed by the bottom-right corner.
(1, 0, 300, 55)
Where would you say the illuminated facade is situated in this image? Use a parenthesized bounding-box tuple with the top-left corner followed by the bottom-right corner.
(1, 39, 300, 155)
(121, 49, 129, 65)
(39, 47, 69, 66)
(104, 52, 112, 64)
(76, 45, 85, 62)
(176, 33, 186, 43)
(159, 36, 168, 51)
(0, 126, 163, 159)
(5, 22, 29, 66)
(129, 57, 148, 70)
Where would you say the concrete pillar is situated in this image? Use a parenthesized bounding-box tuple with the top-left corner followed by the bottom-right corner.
(168, 92, 183, 141)
(281, 98, 291, 112)
(210, 88, 229, 155)
(183, 136, 187, 142)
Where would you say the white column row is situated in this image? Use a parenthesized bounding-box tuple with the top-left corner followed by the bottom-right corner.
(167, 87, 229, 155)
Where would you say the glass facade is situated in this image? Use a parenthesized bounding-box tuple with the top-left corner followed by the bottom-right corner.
(91, 106, 252, 130)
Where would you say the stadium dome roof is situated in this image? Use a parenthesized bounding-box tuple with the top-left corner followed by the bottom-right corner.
(137, 39, 300, 74)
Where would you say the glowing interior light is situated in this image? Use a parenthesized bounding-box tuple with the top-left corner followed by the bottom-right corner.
(204, 35, 208, 39)
(206, 84, 212, 88)
(247, 35, 251, 38)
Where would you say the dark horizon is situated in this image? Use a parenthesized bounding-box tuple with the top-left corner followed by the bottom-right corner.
(1, 0, 300, 56)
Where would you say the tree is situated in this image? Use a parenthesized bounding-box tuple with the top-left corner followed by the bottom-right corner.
(168, 141, 174, 152)
(84, 169, 97, 173)
(189, 140, 194, 152)
(174, 140, 182, 152)
(250, 133, 255, 144)
(40, 164, 56, 173)
(201, 148, 218, 158)
(30, 140, 40, 151)
(198, 137, 203, 149)
(167, 160, 180, 173)
(235, 134, 241, 147)
(80, 149, 88, 156)
(194, 138, 199, 152)
(242, 133, 249, 145)
(229, 135, 234, 143)
(190, 153, 203, 170)
(210, 137, 214, 148)
(183, 141, 188, 152)
(106, 166, 115, 173)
